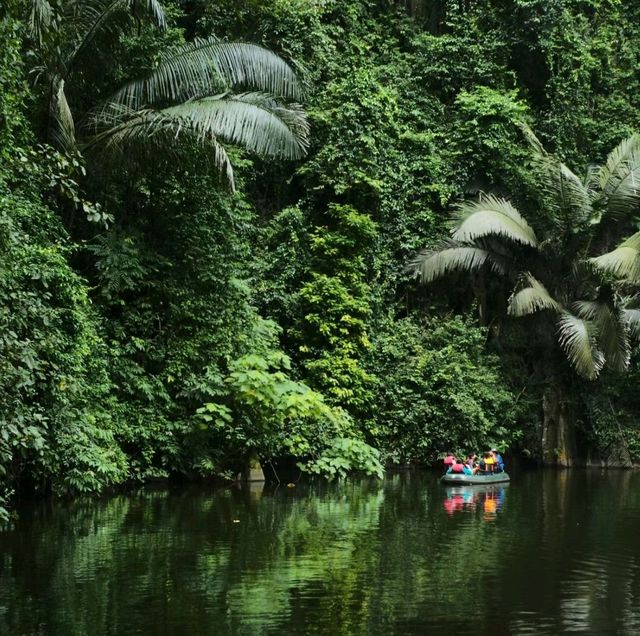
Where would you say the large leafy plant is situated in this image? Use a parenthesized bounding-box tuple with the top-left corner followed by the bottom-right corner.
(28, 0, 309, 187)
(195, 320, 383, 480)
(411, 131, 640, 380)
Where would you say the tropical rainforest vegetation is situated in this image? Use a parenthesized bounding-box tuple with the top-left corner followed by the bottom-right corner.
(3, 0, 640, 516)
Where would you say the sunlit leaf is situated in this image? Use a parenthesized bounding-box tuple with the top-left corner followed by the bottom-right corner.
(451, 194, 538, 247)
(598, 134, 640, 219)
(109, 38, 302, 110)
(508, 275, 561, 317)
(556, 312, 605, 380)
(409, 243, 502, 283)
(590, 232, 640, 282)
(48, 75, 76, 152)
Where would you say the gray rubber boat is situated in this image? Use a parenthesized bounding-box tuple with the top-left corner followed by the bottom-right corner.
(441, 472, 510, 485)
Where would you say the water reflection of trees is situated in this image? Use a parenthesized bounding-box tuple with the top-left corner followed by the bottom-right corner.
(0, 472, 639, 635)
(501, 470, 640, 634)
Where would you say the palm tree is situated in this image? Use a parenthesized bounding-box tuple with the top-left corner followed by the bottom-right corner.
(28, 0, 308, 189)
(590, 229, 640, 285)
(409, 130, 640, 465)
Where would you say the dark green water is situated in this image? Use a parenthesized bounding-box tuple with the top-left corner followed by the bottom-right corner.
(1, 470, 640, 635)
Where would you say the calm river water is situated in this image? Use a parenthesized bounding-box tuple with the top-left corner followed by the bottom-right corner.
(1, 469, 640, 635)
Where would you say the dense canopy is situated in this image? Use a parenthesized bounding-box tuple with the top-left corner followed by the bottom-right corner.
(2, 0, 640, 516)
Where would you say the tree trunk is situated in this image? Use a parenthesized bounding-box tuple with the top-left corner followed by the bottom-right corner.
(243, 455, 265, 482)
(541, 383, 577, 467)
(471, 272, 488, 326)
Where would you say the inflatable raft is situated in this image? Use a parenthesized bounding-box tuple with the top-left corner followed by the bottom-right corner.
(441, 472, 510, 485)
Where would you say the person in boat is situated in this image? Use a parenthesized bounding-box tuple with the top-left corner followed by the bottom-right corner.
(466, 453, 481, 474)
(481, 451, 495, 473)
(443, 453, 456, 471)
(447, 459, 473, 475)
(492, 449, 505, 472)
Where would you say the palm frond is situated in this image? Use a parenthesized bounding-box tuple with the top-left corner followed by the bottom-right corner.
(48, 75, 76, 151)
(29, 0, 54, 43)
(571, 299, 599, 320)
(556, 312, 605, 380)
(623, 308, 640, 340)
(573, 300, 630, 372)
(606, 165, 640, 219)
(623, 293, 640, 310)
(162, 93, 308, 159)
(599, 134, 640, 190)
(598, 134, 640, 219)
(535, 155, 592, 225)
(83, 104, 235, 187)
(598, 305, 630, 372)
(64, 0, 165, 74)
(86, 94, 308, 162)
(135, 0, 165, 29)
(109, 38, 302, 110)
(451, 194, 538, 247)
(584, 164, 601, 197)
(518, 122, 547, 156)
(409, 243, 501, 283)
(590, 232, 640, 282)
(64, 0, 124, 67)
(508, 274, 561, 317)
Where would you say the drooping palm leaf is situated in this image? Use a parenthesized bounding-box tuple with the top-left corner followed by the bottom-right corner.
(623, 307, 640, 340)
(29, 0, 54, 43)
(590, 232, 640, 282)
(160, 94, 309, 158)
(573, 300, 630, 372)
(556, 312, 605, 380)
(451, 194, 538, 247)
(64, 0, 130, 69)
(508, 274, 561, 317)
(86, 94, 308, 158)
(84, 94, 308, 188)
(409, 243, 502, 283)
(108, 38, 302, 110)
(605, 163, 640, 219)
(571, 299, 600, 321)
(599, 134, 640, 192)
(598, 134, 640, 219)
(598, 305, 630, 373)
(535, 155, 592, 226)
(83, 104, 235, 185)
(33, 0, 147, 149)
(518, 122, 546, 156)
(133, 0, 165, 30)
(584, 164, 601, 199)
(48, 75, 76, 151)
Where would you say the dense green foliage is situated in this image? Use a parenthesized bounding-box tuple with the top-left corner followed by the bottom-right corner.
(3, 0, 640, 514)
(364, 314, 517, 464)
(411, 131, 640, 464)
(0, 12, 126, 517)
